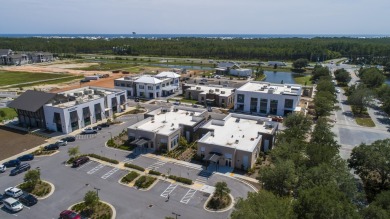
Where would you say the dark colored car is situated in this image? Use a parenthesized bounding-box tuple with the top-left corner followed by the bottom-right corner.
(62, 136, 76, 142)
(92, 125, 102, 130)
(100, 123, 110, 128)
(17, 154, 34, 161)
(10, 163, 31, 176)
(80, 79, 90, 83)
(3, 159, 21, 168)
(44, 144, 59, 151)
(72, 156, 90, 168)
(0, 194, 4, 204)
(60, 210, 81, 219)
(18, 192, 38, 206)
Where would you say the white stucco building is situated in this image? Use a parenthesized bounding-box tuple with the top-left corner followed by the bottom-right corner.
(234, 82, 302, 116)
(43, 87, 127, 133)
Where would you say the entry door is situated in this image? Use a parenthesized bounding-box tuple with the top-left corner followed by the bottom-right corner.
(186, 131, 190, 142)
(225, 159, 232, 167)
(264, 140, 270, 152)
(243, 156, 249, 170)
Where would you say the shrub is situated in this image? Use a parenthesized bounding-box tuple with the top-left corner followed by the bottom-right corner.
(148, 170, 161, 176)
(135, 176, 157, 189)
(168, 175, 193, 185)
(107, 139, 116, 147)
(87, 154, 119, 164)
(124, 163, 145, 171)
(121, 171, 140, 184)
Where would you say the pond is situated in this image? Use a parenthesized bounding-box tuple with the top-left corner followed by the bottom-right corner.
(263, 71, 308, 84)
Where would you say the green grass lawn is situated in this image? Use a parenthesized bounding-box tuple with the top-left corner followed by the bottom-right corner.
(9, 75, 83, 88)
(0, 71, 72, 87)
(77, 62, 137, 71)
(254, 74, 266, 81)
(0, 108, 17, 121)
(355, 117, 376, 127)
(293, 75, 312, 85)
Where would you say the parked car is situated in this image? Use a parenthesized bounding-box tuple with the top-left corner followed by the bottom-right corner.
(100, 123, 110, 128)
(0, 193, 3, 204)
(0, 164, 6, 173)
(56, 140, 67, 146)
(18, 192, 38, 206)
(10, 163, 31, 176)
(3, 197, 23, 212)
(17, 154, 34, 161)
(62, 136, 76, 142)
(3, 159, 21, 168)
(82, 127, 97, 134)
(60, 210, 81, 219)
(100, 74, 110, 78)
(4, 187, 23, 198)
(44, 144, 59, 151)
(92, 125, 102, 130)
(80, 79, 90, 83)
(72, 156, 90, 168)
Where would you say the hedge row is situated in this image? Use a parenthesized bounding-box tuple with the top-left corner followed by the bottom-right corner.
(124, 163, 145, 172)
(148, 170, 162, 176)
(121, 171, 140, 184)
(87, 154, 119, 164)
(168, 175, 193, 185)
(135, 175, 156, 189)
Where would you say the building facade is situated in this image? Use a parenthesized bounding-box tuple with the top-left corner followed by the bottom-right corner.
(197, 114, 278, 170)
(0, 49, 54, 65)
(127, 106, 208, 152)
(182, 84, 235, 108)
(215, 62, 253, 77)
(234, 82, 302, 116)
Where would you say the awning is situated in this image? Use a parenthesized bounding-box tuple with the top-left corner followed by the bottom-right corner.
(162, 85, 177, 91)
(130, 138, 149, 147)
(203, 153, 221, 163)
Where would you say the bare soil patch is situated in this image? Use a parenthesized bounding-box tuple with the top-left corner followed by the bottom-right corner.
(0, 126, 46, 161)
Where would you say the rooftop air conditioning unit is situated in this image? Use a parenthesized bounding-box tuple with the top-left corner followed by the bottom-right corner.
(257, 120, 265, 124)
(235, 139, 239, 144)
(88, 94, 94, 99)
(235, 118, 240, 123)
(190, 112, 195, 116)
(215, 89, 220, 92)
(196, 87, 201, 90)
(209, 89, 214, 94)
(221, 91, 225, 94)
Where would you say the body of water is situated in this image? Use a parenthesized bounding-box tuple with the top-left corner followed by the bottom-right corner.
(263, 71, 306, 84)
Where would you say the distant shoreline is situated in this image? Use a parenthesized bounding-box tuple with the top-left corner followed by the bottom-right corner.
(0, 33, 389, 39)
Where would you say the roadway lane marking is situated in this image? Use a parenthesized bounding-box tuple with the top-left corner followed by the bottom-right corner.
(77, 161, 93, 170)
(146, 161, 166, 170)
(160, 184, 178, 198)
(180, 189, 197, 204)
(338, 92, 349, 125)
(87, 164, 104, 174)
(101, 168, 119, 179)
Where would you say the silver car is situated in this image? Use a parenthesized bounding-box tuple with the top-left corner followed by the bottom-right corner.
(3, 197, 23, 212)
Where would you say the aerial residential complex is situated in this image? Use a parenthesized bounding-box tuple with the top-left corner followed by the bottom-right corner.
(234, 81, 302, 116)
(9, 87, 127, 133)
(215, 62, 253, 77)
(182, 84, 235, 107)
(114, 72, 180, 99)
(127, 106, 208, 152)
(197, 113, 278, 170)
(0, 49, 54, 65)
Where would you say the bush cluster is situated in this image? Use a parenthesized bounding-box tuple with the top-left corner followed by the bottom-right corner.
(134, 176, 156, 189)
(121, 171, 140, 184)
(148, 170, 161, 176)
(124, 163, 145, 171)
(168, 175, 193, 185)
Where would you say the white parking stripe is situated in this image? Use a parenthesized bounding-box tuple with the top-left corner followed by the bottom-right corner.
(101, 168, 119, 179)
(77, 161, 93, 170)
(87, 164, 104, 174)
(146, 160, 166, 170)
(180, 189, 197, 204)
(160, 184, 178, 198)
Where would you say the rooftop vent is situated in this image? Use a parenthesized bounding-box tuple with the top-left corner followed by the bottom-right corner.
(231, 135, 233, 138)
(171, 123, 174, 127)
(242, 135, 245, 138)
(211, 132, 215, 137)
(196, 87, 201, 90)
(235, 118, 240, 123)
(215, 89, 220, 92)
(235, 139, 239, 144)
(250, 138, 254, 141)
(209, 89, 214, 94)
(221, 91, 225, 94)
(190, 112, 195, 116)
(257, 120, 265, 124)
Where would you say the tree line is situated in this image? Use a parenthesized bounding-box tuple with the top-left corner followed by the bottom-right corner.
(1, 37, 390, 63)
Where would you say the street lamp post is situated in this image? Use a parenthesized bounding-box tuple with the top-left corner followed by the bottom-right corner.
(36, 167, 40, 175)
(94, 187, 101, 198)
(172, 212, 181, 219)
(108, 132, 113, 140)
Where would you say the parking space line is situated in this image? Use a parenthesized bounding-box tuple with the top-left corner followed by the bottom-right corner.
(87, 164, 105, 174)
(77, 161, 93, 170)
(160, 184, 178, 198)
(147, 160, 166, 170)
(101, 167, 119, 179)
(180, 189, 197, 204)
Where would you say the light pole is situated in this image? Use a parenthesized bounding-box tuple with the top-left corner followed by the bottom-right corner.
(172, 212, 181, 219)
(36, 167, 40, 174)
(94, 187, 101, 198)
(108, 132, 113, 140)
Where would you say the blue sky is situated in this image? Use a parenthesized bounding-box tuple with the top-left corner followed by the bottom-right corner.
(1, 0, 389, 34)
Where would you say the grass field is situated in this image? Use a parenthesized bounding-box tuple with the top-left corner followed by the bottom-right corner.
(9, 75, 83, 88)
(293, 74, 312, 85)
(0, 71, 74, 87)
(77, 62, 138, 71)
(0, 108, 17, 121)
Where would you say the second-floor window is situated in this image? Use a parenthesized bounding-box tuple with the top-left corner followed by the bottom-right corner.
(139, 85, 144, 89)
(148, 86, 153, 90)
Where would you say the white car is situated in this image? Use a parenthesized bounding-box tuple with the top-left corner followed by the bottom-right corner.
(336, 88, 341, 93)
(5, 187, 23, 198)
(3, 197, 23, 212)
(82, 128, 97, 134)
(56, 140, 67, 146)
(0, 164, 6, 172)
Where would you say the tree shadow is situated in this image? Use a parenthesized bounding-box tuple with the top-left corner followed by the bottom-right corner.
(342, 111, 355, 118)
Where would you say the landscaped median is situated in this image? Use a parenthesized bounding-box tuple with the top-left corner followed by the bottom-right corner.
(120, 171, 140, 184)
(66, 153, 119, 165)
(17, 169, 55, 199)
(69, 190, 115, 219)
(204, 182, 234, 213)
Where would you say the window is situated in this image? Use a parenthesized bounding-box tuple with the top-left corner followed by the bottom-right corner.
(237, 94, 245, 103)
(250, 98, 258, 112)
(260, 99, 268, 114)
(284, 99, 294, 109)
(121, 83, 125, 87)
(270, 100, 278, 115)
(115, 82, 120, 86)
(139, 85, 144, 89)
(147, 86, 153, 90)
(162, 84, 166, 87)
(156, 86, 160, 90)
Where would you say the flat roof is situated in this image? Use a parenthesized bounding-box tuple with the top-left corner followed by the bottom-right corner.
(115, 75, 170, 84)
(186, 84, 235, 97)
(199, 114, 277, 152)
(131, 106, 206, 135)
(237, 81, 302, 96)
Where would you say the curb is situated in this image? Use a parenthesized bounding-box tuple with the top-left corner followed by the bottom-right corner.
(16, 180, 55, 200)
(33, 150, 60, 157)
(68, 200, 116, 219)
(203, 193, 235, 213)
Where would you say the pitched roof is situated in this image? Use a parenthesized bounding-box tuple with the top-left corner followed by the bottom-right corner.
(155, 71, 180, 78)
(134, 76, 162, 84)
(217, 62, 240, 68)
(8, 90, 57, 112)
(0, 49, 12, 56)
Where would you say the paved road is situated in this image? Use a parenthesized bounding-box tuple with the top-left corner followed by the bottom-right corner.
(0, 113, 254, 219)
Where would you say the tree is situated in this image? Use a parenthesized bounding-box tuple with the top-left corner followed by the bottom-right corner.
(258, 160, 298, 197)
(84, 190, 99, 211)
(24, 169, 41, 188)
(294, 185, 360, 219)
(334, 68, 351, 84)
(347, 84, 374, 114)
(231, 190, 295, 219)
(214, 181, 230, 198)
(281, 113, 312, 140)
(293, 58, 309, 69)
(360, 190, 390, 218)
(359, 67, 386, 88)
(384, 62, 390, 73)
(311, 65, 330, 82)
(274, 63, 278, 69)
(271, 138, 308, 167)
(0, 110, 6, 118)
(68, 146, 80, 158)
(348, 139, 390, 199)
(178, 136, 188, 148)
(313, 91, 335, 118)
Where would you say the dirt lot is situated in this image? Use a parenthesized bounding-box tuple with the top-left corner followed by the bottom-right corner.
(0, 126, 46, 161)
